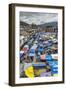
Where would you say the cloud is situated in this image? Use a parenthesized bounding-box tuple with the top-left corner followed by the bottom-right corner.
(20, 12, 58, 25)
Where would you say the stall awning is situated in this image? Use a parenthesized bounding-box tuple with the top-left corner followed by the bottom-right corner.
(28, 53, 35, 57)
(45, 54, 52, 61)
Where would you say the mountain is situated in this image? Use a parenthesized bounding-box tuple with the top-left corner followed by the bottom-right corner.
(20, 21, 38, 29)
(20, 21, 58, 29)
(20, 21, 29, 26)
(38, 22, 58, 28)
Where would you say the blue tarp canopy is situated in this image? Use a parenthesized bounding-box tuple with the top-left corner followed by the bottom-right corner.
(40, 71, 51, 77)
(45, 54, 52, 61)
(29, 49, 35, 53)
(32, 63, 46, 67)
(51, 69, 58, 74)
(20, 53, 23, 59)
(47, 61, 58, 67)
(28, 53, 35, 57)
(20, 51, 24, 59)
(29, 49, 35, 57)
(38, 47, 44, 52)
(32, 63, 46, 69)
(47, 60, 58, 74)
(31, 44, 37, 50)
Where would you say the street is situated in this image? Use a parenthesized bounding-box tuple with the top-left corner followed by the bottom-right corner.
(20, 31, 58, 77)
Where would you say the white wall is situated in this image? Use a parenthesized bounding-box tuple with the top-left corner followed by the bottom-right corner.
(0, 0, 66, 90)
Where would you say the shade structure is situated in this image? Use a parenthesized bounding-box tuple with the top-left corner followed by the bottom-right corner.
(20, 51, 24, 54)
(32, 63, 46, 67)
(20, 51, 24, 59)
(29, 49, 35, 53)
(24, 63, 32, 70)
(46, 60, 58, 74)
(51, 64, 58, 74)
(47, 61, 58, 67)
(51, 69, 58, 74)
(28, 53, 35, 57)
(45, 54, 52, 61)
(38, 47, 44, 53)
(44, 41, 48, 44)
(30, 44, 37, 50)
(40, 71, 51, 77)
(29, 49, 35, 57)
(47, 42, 52, 46)
(24, 45, 29, 50)
(51, 54, 58, 60)
(39, 44, 44, 47)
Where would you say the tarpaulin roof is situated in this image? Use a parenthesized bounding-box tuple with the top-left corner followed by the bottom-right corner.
(30, 44, 37, 50)
(38, 47, 44, 52)
(28, 53, 35, 57)
(20, 51, 24, 54)
(40, 71, 51, 77)
(32, 63, 46, 67)
(24, 63, 32, 70)
(45, 54, 52, 61)
(24, 45, 29, 48)
(47, 61, 58, 67)
(51, 54, 58, 59)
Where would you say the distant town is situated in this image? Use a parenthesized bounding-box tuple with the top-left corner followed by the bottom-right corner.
(20, 21, 58, 48)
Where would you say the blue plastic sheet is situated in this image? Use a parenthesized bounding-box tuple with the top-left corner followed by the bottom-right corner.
(38, 47, 44, 52)
(45, 54, 52, 61)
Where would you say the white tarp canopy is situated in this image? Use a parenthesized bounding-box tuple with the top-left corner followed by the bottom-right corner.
(30, 44, 37, 50)
(51, 54, 58, 59)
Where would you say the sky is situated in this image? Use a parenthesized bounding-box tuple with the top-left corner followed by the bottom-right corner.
(20, 12, 58, 25)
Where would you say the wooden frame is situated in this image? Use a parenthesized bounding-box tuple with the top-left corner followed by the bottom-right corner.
(9, 3, 64, 86)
